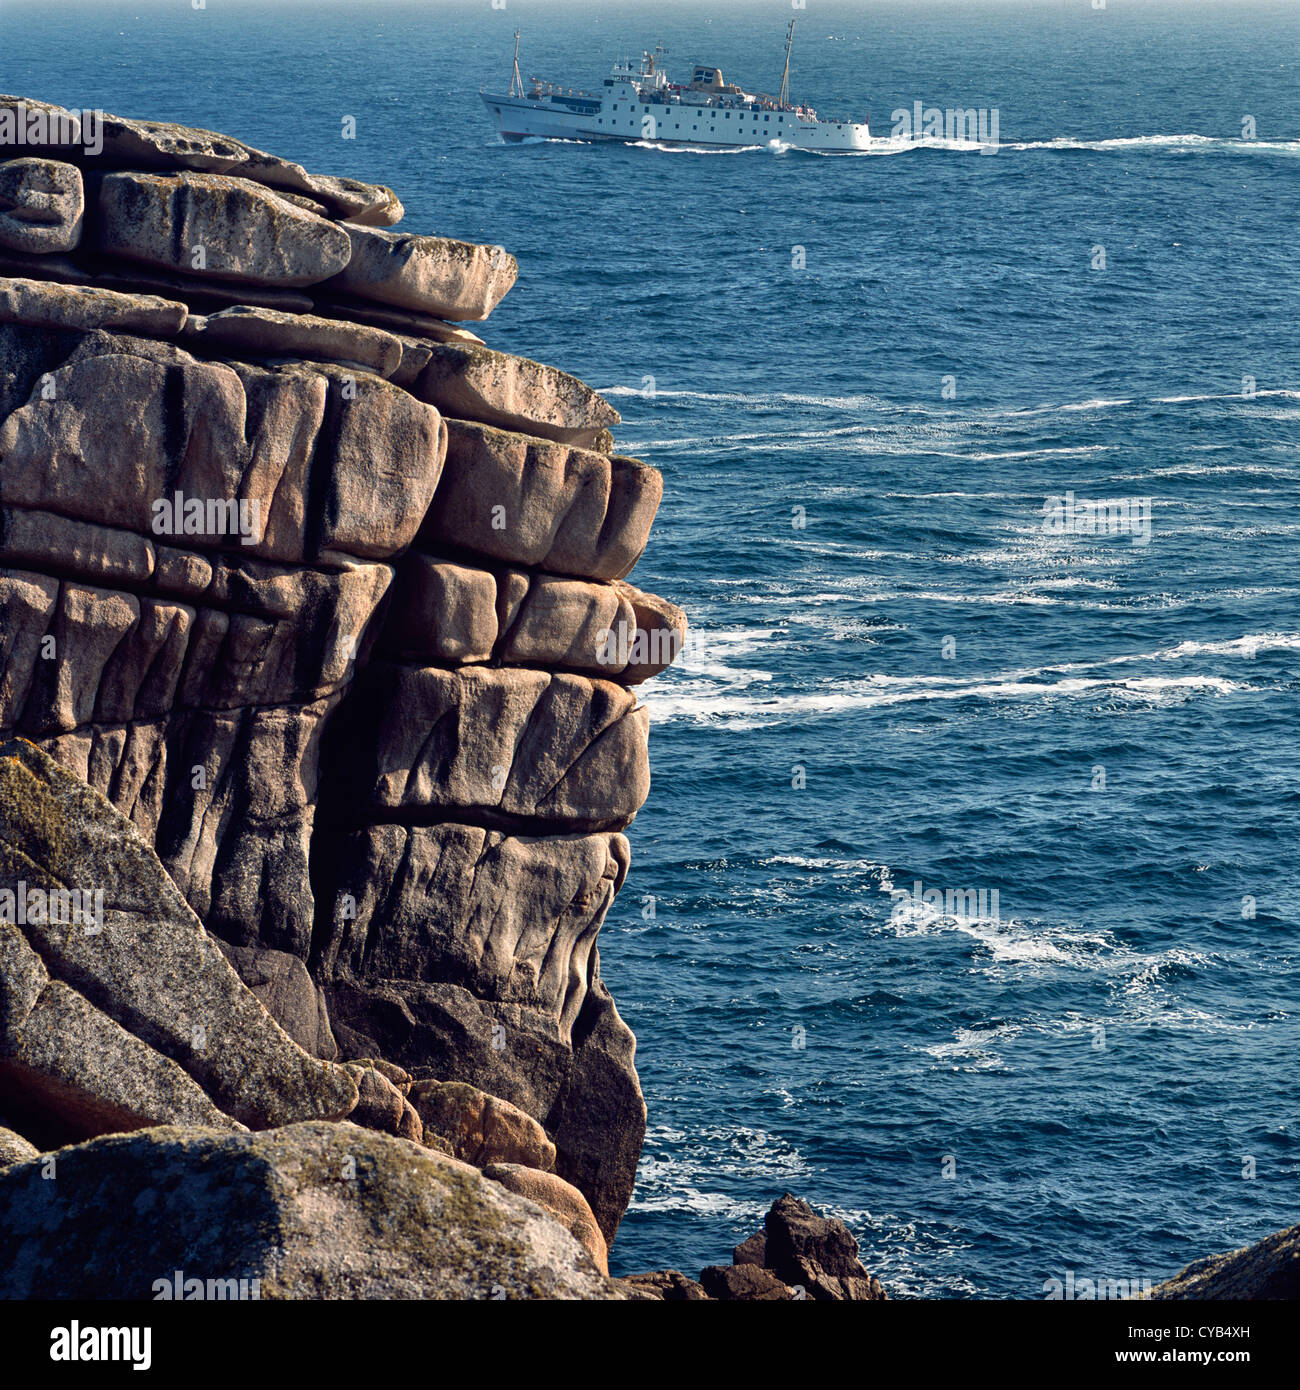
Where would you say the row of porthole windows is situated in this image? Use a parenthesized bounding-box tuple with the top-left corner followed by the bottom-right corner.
(500, 104, 856, 137)
(595, 120, 848, 133)
(611, 103, 791, 123)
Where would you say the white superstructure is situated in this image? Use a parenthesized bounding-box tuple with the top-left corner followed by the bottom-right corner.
(482, 23, 870, 152)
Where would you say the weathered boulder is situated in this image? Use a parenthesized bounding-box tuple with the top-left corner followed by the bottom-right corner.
(407, 343, 619, 447)
(1144, 1223, 1300, 1300)
(382, 555, 501, 664)
(97, 170, 354, 288)
(182, 304, 403, 376)
(700, 1263, 792, 1301)
(339, 1062, 415, 1138)
(411, 1079, 556, 1171)
(346, 1057, 412, 1093)
(0, 559, 392, 730)
(320, 974, 644, 1245)
(379, 556, 684, 684)
(484, 1161, 608, 1276)
(0, 158, 83, 254)
(1, 922, 238, 1142)
(0, 1121, 619, 1298)
(27, 693, 339, 958)
(0, 95, 403, 225)
(0, 275, 186, 333)
(421, 421, 662, 580)
(618, 1270, 710, 1301)
(0, 739, 358, 1132)
(499, 571, 635, 674)
(330, 226, 517, 320)
(613, 581, 688, 683)
(0, 326, 447, 567)
(0, 520, 395, 957)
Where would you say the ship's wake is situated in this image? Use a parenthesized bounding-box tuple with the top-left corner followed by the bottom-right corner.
(494, 131, 1299, 158)
(805, 132, 1300, 157)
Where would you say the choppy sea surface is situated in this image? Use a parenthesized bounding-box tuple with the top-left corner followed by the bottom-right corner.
(7, 0, 1298, 1297)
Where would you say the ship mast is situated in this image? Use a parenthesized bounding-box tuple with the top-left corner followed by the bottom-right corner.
(509, 30, 523, 98)
(778, 18, 795, 108)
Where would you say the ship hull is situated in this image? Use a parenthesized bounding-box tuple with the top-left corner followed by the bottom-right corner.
(482, 93, 870, 151)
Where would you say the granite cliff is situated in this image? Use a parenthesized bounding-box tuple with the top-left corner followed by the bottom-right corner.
(0, 94, 687, 1293)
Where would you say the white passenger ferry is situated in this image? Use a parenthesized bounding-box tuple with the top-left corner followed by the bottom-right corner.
(481, 22, 870, 152)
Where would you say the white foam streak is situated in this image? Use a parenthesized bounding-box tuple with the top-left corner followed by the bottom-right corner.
(647, 671, 1245, 727)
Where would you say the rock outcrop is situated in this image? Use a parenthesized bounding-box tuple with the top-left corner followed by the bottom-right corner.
(0, 93, 684, 1282)
(619, 1195, 889, 1302)
(0, 1121, 617, 1299)
(1144, 1223, 1300, 1300)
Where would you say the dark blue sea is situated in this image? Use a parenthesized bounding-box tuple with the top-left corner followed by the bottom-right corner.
(7, 0, 1297, 1298)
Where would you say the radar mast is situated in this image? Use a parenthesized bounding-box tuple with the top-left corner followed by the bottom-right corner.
(778, 18, 795, 107)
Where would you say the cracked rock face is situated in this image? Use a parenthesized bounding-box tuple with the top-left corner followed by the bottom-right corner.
(0, 740, 358, 1142)
(0, 97, 682, 1249)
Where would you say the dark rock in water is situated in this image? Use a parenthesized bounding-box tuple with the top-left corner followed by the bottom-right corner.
(763, 1192, 888, 1299)
(618, 1270, 710, 1301)
(0, 1121, 618, 1299)
(700, 1263, 792, 1301)
(734, 1231, 767, 1267)
(700, 1194, 889, 1301)
(1145, 1223, 1300, 1300)
(765, 1193, 862, 1274)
